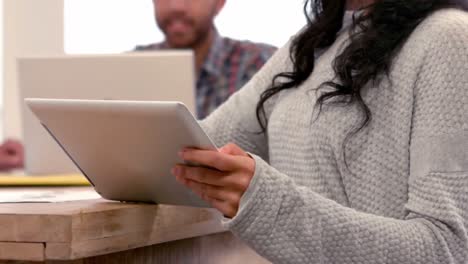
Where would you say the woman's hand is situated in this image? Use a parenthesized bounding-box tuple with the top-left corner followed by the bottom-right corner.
(171, 143, 255, 218)
(0, 139, 24, 171)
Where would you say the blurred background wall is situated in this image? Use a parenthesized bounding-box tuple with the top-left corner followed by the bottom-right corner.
(2, 0, 64, 140)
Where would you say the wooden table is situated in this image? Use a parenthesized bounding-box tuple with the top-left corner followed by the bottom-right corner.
(0, 187, 269, 263)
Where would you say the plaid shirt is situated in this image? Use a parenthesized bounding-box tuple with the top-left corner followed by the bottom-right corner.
(135, 33, 276, 119)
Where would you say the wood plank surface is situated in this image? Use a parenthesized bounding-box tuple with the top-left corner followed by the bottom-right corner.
(49, 232, 269, 264)
(0, 242, 44, 262)
(46, 210, 224, 260)
(0, 233, 270, 264)
(0, 188, 229, 261)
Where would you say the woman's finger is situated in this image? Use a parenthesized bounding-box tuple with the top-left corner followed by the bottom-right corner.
(219, 143, 249, 157)
(179, 149, 245, 171)
(182, 179, 229, 201)
(173, 165, 232, 187)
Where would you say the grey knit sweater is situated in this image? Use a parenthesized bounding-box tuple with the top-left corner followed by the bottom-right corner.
(201, 9, 468, 263)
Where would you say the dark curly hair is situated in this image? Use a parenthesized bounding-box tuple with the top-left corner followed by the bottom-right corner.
(256, 0, 468, 133)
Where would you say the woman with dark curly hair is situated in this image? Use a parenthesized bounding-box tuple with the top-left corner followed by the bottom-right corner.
(171, 0, 468, 262)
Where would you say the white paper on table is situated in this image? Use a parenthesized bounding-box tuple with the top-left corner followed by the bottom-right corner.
(0, 188, 101, 203)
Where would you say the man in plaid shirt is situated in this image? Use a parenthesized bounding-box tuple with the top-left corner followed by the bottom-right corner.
(136, 0, 277, 119)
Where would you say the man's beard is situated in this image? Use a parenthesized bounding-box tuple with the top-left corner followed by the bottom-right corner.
(159, 16, 212, 48)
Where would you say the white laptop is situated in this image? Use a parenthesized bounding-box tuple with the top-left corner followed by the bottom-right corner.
(26, 98, 215, 207)
(17, 51, 196, 175)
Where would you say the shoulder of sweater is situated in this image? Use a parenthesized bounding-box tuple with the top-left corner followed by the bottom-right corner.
(415, 8, 468, 44)
(408, 9, 468, 106)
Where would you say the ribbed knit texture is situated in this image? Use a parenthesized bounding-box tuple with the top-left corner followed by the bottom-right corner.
(200, 9, 468, 263)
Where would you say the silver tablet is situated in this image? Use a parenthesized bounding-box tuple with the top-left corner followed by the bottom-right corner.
(25, 98, 216, 208)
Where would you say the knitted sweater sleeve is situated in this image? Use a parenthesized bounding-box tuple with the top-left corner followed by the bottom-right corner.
(199, 39, 292, 159)
(221, 12, 468, 264)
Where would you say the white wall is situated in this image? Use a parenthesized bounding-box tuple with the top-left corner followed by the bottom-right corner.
(64, 0, 307, 54)
(2, 0, 64, 139)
